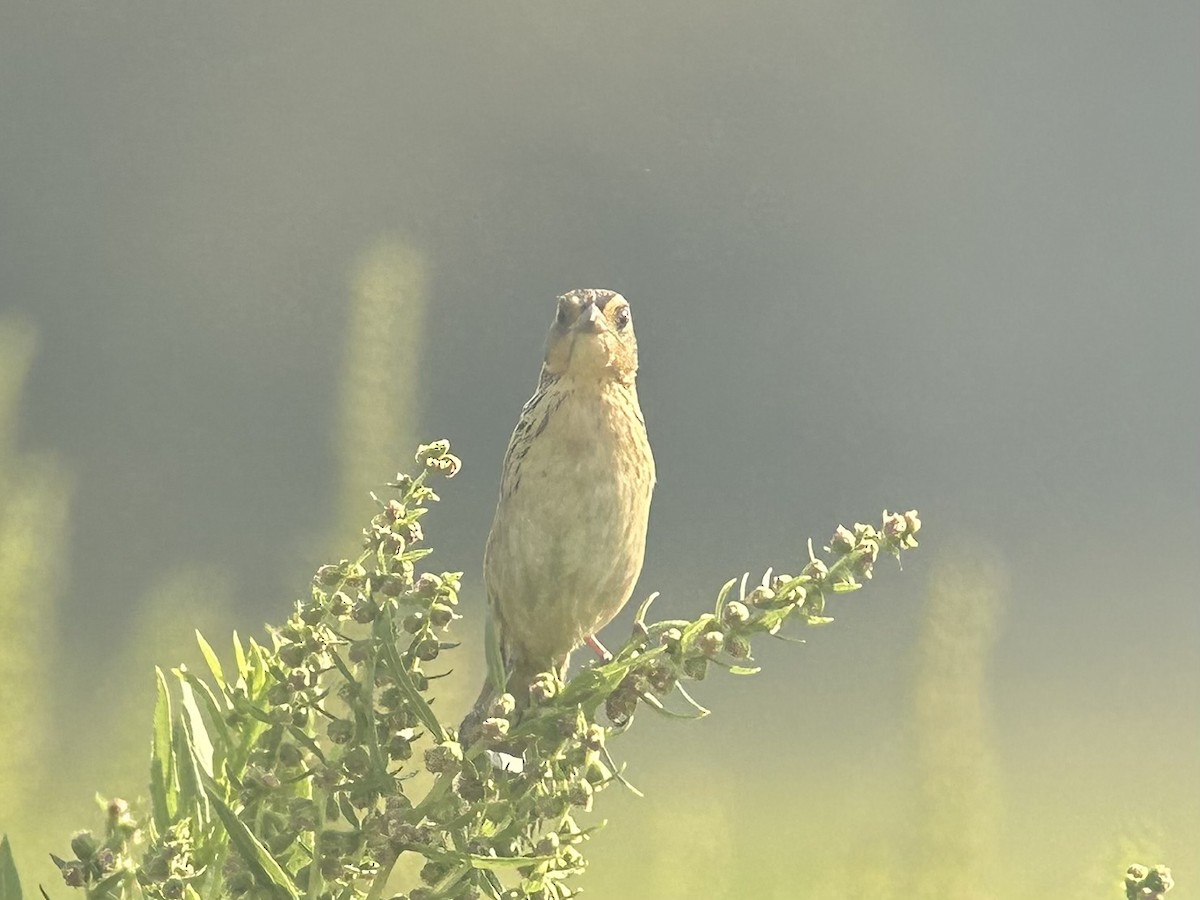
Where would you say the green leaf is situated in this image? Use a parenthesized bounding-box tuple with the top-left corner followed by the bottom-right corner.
(206, 790, 300, 900)
(830, 581, 862, 593)
(244, 640, 270, 695)
(90, 867, 129, 899)
(150, 668, 176, 831)
(284, 725, 326, 763)
(232, 632, 247, 680)
(633, 591, 661, 627)
(336, 795, 361, 830)
(195, 631, 226, 688)
(712, 577, 737, 619)
(641, 697, 709, 720)
(378, 610, 446, 741)
(176, 670, 232, 764)
(0, 834, 23, 900)
(173, 713, 211, 827)
(727, 665, 761, 676)
(412, 845, 555, 870)
(179, 673, 215, 777)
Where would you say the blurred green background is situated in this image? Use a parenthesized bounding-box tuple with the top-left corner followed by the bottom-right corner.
(1, 3, 1196, 897)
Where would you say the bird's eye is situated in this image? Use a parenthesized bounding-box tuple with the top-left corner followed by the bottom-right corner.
(614, 306, 631, 330)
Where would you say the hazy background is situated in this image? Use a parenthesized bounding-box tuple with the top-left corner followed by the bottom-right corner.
(2, 3, 1197, 897)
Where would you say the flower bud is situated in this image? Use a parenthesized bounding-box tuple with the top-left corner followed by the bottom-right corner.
(348, 639, 372, 663)
(529, 673, 558, 703)
(831, 525, 856, 551)
(377, 574, 405, 597)
(278, 642, 306, 668)
(429, 603, 457, 628)
(70, 831, 99, 861)
(58, 859, 87, 887)
(583, 724, 605, 752)
(94, 848, 116, 873)
(329, 591, 353, 615)
(387, 731, 414, 761)
(745, 586, 775, 608)
(490, 693, 516, 717)
(857, 539, 880, 579)
(853, 522, 878, 541)
(480, 717, 510, 741)
(722, 600, 751, 626)
(453, 772, 486, 803)
(697, 630, 725, 657)
(424, 741, 464, 774)
(415, 638, 442, 662)
(419, 860, 451, 886)
(1125, 865, 1149, 888)
(682, 656, 709, 681)
(882, 510, 907, 539)
(415, 439, 451, 463)
(568, 778, 594, 812)
(415, 573, 442, 598)
(343, 746, 371, 776)
(802, 559, 829, 580)
(299, 602, 325, 626)
(315, 565, 341, 587)
(327, 719, 354, 744)
(645, 662, 676, 695)
(727, 635, 752, 659)
(605, 686, 639, 726)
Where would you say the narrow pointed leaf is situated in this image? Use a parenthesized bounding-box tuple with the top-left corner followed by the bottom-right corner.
(179, 675, 215, 777)
(232, 632, 247, 679)
(0, 834, 22, 900)
(206, 789, 300, 900)
(176, 670, 232, 762)
(712, 578, 737, 619)
(195, 631, 226, 688)
(149, 668, 175, 831)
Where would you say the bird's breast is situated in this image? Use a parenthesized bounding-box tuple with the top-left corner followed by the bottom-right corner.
(486, 379, 655, 664)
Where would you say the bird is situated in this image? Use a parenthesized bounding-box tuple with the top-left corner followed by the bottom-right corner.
(462, 288, 655, 741)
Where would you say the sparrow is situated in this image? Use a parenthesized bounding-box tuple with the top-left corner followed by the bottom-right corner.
(463, 288, 655, 739)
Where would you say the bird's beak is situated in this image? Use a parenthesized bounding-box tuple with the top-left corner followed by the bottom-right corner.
(575, 301, 604, 334)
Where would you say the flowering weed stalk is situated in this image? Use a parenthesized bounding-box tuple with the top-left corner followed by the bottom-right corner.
(32, 441, 924, 900)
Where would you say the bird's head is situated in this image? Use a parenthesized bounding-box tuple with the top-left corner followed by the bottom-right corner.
(542, 289, 639, 384)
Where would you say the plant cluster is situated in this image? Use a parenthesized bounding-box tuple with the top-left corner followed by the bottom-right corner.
(1125, 864, 1174, 899)
(39, 440, 925, 900)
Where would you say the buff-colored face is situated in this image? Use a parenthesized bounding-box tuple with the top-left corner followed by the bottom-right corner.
(542, 288, 638, 383)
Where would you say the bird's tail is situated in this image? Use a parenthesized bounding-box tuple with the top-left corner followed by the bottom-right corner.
(458, 678, 496, 748)
(459, 612, 573, 746)
(458, 662, 567, 746)
(460, 612, 512, 746)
